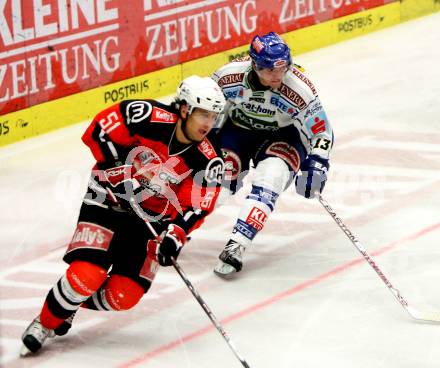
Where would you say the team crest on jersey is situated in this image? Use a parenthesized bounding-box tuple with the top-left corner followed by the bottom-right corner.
(126, 101, 152, 124)
(150, 107, 177, 123)
(205, 157, 224, 185)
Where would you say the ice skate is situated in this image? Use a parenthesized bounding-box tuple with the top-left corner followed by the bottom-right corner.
(20, 316, 53, 356)
(214, 240, 246, 278)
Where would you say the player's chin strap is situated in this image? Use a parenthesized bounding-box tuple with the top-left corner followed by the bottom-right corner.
(128, 197, 252, 368)
(318, 195, 440, 323)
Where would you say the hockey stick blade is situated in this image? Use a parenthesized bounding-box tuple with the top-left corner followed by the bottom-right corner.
(406, 306, 440, 323)
(318, 195, 440, 323)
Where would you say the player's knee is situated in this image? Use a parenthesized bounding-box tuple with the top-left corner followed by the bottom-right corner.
(253, 157, 293, 193)
(104, 275, 144, 311)
(247, 158, 292, 212)
(66, 260, 107, 297)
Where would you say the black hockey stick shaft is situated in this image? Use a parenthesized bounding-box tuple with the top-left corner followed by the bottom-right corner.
(129, 199, 251, 367)
(171, 258, 251, 368)
(318, 195, 440, 322)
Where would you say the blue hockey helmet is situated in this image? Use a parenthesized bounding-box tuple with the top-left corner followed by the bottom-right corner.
(249, 32, 292, 69)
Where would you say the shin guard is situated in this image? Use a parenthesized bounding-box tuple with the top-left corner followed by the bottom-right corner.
(83, 275, 144, 311)
(40, 261, 107, 329)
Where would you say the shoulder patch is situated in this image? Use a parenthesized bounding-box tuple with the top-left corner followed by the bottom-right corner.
(290, 68, 318, 96)
(125, 101, 153, 124)
(150, 106, 177, 124)
(198, 138, 218, 160)
(279, 84, 307, 110)
(217, 73, 245, 88)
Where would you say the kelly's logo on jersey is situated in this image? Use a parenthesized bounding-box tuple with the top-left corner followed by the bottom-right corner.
(198, 138, 217, 160)
(151, 107, 177, 124)
(67, 222, 114, 253)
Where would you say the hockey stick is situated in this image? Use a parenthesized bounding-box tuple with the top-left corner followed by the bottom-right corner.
(129, 198, 251, 367)
(170, 258, 251, 368)
(318, 195, 440, 323)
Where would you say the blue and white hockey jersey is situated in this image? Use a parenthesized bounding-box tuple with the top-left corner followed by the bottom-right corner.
(212, 58, 334, 160)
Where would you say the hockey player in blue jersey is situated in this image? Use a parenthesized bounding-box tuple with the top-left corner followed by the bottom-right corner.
(212, 32, 334, 277)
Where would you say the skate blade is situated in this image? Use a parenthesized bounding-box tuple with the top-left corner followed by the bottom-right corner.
(213, 261, 238, 279)
(20, 345, 32, 357)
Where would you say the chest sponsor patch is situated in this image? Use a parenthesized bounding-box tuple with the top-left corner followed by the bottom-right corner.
(150, 107, 177, 123)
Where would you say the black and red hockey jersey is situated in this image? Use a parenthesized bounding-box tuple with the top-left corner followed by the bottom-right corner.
(81, 99, 224, 233)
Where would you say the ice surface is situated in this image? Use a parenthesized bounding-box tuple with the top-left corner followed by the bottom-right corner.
(1, 12, 440, 368)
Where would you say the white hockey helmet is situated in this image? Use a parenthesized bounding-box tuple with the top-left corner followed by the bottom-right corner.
(176, 75, 226, 115)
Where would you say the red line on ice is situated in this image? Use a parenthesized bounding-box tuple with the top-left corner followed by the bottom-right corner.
(119, 221, 440, 368)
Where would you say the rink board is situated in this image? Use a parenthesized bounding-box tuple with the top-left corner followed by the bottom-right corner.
(0, 0, 438, 147)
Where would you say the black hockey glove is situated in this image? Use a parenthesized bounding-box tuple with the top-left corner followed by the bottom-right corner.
(156, 224, 187, 266)
(295, 155, 329, 199)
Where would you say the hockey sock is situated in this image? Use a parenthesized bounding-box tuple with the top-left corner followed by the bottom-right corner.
(230, 185, 277, 246)
(40, 261, 107, 330)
